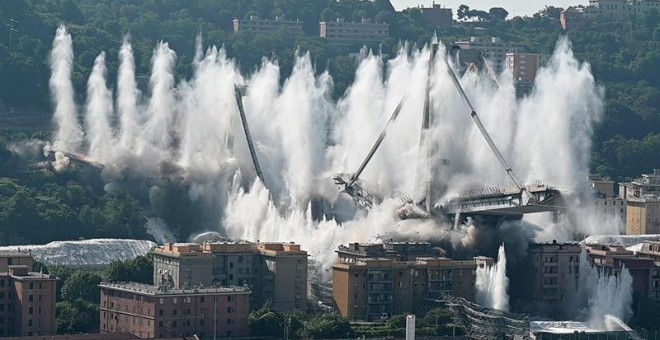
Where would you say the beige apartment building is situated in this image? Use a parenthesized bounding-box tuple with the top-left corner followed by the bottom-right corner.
(152, 242, 308, 312)
(320, 18, 389, 48)
(232, 16, 303, 35)
(0, 252, 58, 337)
(332, 245, 481, 321)
(99, 283, 250, 338)
(621, 169, 660, 234)
(590, 174, 627, 223)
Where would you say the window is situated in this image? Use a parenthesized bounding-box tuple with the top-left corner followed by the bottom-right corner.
(159, 310, 163, 316)
(173, 309, 177, 316)
(227, 295, 232, 302)
(227, 318, 233, 325)
(29, 282, 33, 289)
(159, 298, 164, 305)
(173, 297, 178, 304)
(172, 321, 177, 328)
(28, 307, 33, 315)
(201, 297, 205, 303)
(159, 321, 163, 327)
(227, 307, 233, 313)
(29, 295, 33, 302)
(28, 319, 32, 326)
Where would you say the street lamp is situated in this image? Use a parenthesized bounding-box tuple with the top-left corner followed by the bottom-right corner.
(5, 18, 18, 48)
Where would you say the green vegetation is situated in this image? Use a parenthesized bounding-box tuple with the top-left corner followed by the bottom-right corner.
(248, 303, 458, 339)
(0, 1, 658, 244)
(39, 255, 153, 334)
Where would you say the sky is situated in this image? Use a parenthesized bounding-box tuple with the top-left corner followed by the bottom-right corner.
(391, 0, 589, 17)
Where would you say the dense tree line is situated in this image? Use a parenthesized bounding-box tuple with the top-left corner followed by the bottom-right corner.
(248, 302, 457, 339)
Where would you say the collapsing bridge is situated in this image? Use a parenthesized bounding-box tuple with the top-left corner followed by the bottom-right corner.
(333, 36, 564, 223)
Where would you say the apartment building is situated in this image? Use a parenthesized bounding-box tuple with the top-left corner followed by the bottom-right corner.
(332, 244, 481, 321)
(589, 174, 627, 223)
(454, 37, 523, 73)
(529, 241, 582, 303)
(232, 16, 303, 35)
(586, 244, 657, 298)
(0, 252, 57, 337)
(560, 6, 587, 30)
(415, 4, 453, 28)
(99, 283, 250, 338)
(320, 18, 389, 48)
(588, 0, 660, 19)
(505, 53, 539, 83)
(336, 242, 444, 263)
(621, 169, 660, 234)
(152, 242, 308, 312)
(636, 241, 660, 300)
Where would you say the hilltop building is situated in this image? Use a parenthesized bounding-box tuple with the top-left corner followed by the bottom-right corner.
(0, 252, 58, 337)
(99, 283, 250, 338)
(560, 6, 587, 30)
(332, 242, 486, 321)
(152, 242, 308, 312)
(621, 169, 660, 234)
(587, 0, 660, 20)
(232, 16, 303, 35)
(320, 18, 389, 48)
(414, 4, 453, 28)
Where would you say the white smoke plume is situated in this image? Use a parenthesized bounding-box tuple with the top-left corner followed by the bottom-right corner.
(49, 25, 83, 154)
(45, 27, 610, 274)
(84, 52, 114, 162)
(574, 247, 634, 329)
(476, 244, 510, 311)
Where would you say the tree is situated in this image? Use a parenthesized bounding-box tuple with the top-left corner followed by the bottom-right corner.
(249, 302, 285, 337)
(305, 314, 354, 339)
(56, 299, 99, 334)
(61, 271, 102, 304)
(538, 6, 563, 20)
(489, 7, 509, 21)
(457, 5, 470, 21)
(104, 255, 153, 284)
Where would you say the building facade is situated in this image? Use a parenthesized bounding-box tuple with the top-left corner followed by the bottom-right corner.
(505, 53, 539, 83)
(588, 0, 660, 19)
(233, 16, 303, 35)
(332, 243, 481, 321)
(529, 241, 582, 304)
(454, 37, 523, 73)
(636, 241, 660, 300)
(622, 169, 660, 234)
(590, 174, 627, 224)
(0, 252, 57, 337)
(152, 242, 308, 312)
(99, 283, 250, 338)
(416, 4, 453, 28)
(561, 6, 586, 30)
(320, 18, 389, 48)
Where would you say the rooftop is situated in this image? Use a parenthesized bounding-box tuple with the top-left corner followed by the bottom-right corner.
(100, 282, 250, 296)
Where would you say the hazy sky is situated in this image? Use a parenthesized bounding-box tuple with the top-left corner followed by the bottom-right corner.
(391, 0, 588, 17)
